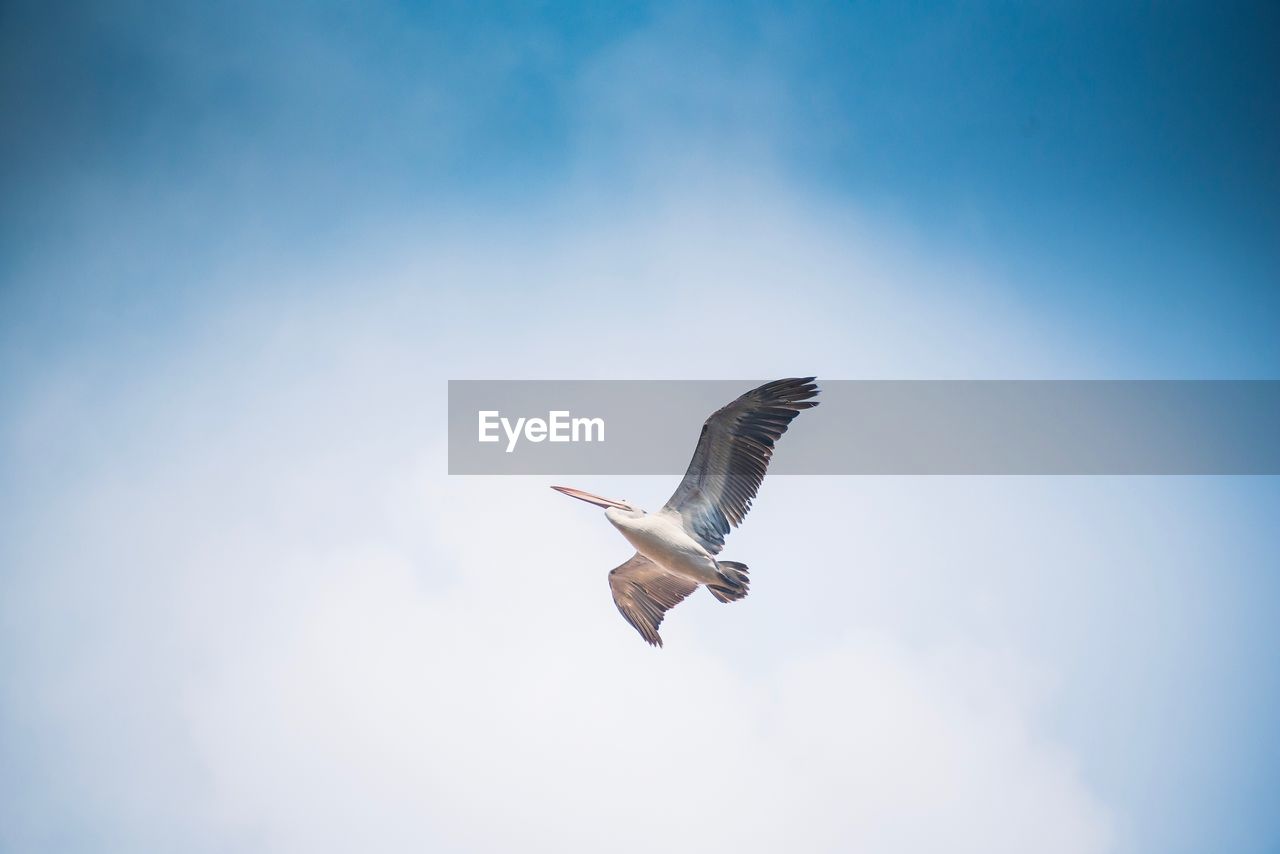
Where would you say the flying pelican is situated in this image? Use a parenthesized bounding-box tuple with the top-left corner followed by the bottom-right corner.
(553, 377, 819, 646)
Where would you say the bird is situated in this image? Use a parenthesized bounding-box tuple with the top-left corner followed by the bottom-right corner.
(552, 377, 819, 646)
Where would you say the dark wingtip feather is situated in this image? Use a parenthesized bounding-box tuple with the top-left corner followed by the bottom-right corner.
(663, 377, 821, 551)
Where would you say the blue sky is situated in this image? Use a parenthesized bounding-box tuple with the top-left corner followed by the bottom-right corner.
(4, 1, 1278, 375)
(2, 3, 1278, 853)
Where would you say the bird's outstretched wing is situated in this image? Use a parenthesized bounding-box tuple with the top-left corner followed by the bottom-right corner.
(661, 377, 819, 554)
(608, 553, 699, 647)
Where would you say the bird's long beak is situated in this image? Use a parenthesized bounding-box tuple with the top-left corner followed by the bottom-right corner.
(551, 485, 631, 510)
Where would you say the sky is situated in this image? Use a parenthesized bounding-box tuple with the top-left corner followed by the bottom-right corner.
(1, 2, 1278, 853)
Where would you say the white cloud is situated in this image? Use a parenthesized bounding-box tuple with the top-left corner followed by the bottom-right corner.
(165, 470, 1110, 854)
(1, 187, 1126, 852)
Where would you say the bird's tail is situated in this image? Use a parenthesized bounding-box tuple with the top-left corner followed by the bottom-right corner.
(708, 561, 750, 603)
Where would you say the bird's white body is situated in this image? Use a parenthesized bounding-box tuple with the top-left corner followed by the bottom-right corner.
(605, 507, 721, 585)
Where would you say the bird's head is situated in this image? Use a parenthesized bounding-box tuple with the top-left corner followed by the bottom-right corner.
(551, 485, 642, 517)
